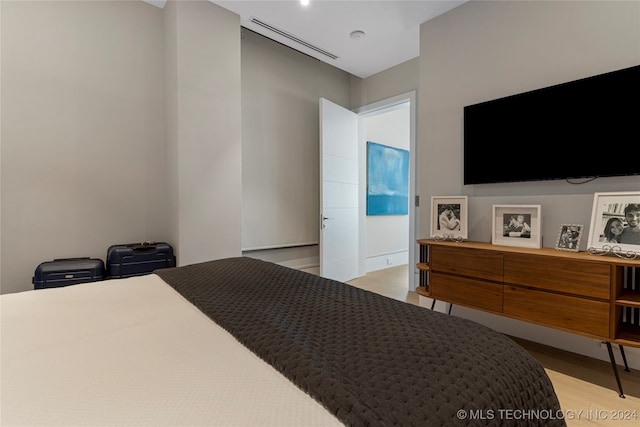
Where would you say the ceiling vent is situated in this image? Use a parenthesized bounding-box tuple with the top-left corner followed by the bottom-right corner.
(249, 18, 339, 60)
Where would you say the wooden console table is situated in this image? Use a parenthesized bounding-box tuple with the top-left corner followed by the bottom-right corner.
(416, 239, 640, 397)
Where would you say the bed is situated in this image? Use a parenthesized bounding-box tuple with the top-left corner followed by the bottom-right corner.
(1, 257, 565, 426)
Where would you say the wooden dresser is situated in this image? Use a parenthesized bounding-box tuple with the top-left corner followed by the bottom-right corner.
(416, 239, 640, 396)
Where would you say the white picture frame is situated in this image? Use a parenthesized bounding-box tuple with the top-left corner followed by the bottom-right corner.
(587, 191, 640, 256)
(554, 224, 584, 252)
(430, 196, 468, 240)
(491, 205, 542, 249)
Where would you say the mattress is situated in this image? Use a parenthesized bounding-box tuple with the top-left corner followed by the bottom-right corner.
(1, 274, 341, 426)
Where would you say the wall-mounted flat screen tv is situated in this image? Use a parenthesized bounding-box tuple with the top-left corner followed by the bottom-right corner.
(463, 65, 640, 185)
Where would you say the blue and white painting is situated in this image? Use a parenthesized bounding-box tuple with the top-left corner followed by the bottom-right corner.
(367, 141, 409, 216)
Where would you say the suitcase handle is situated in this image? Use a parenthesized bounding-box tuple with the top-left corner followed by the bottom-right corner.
(116, 241, 158, 252)
(132, 246, 156, 253)
(130, 241, 158, 253)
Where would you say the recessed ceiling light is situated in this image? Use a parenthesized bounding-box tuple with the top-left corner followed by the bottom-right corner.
(300, 0, 309, 6)
(350, 30, 366, 40)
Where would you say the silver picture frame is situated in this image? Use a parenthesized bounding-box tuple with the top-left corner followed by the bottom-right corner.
(554, 224, 583, 252)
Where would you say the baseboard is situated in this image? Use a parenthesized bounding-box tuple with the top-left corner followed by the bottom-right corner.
(366, 251, 408, 273)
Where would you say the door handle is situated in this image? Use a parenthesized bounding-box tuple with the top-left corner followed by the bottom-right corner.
(321, 215, 333, 229)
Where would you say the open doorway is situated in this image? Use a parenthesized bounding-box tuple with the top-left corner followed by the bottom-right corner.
(354, 91, 417, 291)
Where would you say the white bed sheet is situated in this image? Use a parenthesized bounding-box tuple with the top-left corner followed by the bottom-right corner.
(0, 274, 342, 426)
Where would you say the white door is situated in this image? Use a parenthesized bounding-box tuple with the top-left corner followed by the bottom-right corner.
(319, 98, 360, 282)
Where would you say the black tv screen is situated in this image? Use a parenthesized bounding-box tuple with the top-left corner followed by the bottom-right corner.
(463, 65, 640, 185)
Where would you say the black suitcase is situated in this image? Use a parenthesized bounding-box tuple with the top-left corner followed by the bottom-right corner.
(106, 241, 176, 279)
(33, 258, 105, 289)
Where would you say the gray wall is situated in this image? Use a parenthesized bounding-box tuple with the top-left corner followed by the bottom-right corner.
(1, 0, 167, 294)
(241, 29, 351, 251)
(350, 58, 419, 109)
(1, 0, 242, 293)
(419, 0, 639, 243)
(418, 0, 640, 367)
(164, 0, 242, 265)
(240, 31, 417, 269)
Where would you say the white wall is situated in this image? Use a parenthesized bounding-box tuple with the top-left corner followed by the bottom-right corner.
(364, 106, 410, 272)
(418, 0, 640, 368)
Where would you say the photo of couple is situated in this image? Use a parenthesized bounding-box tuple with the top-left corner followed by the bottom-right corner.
(437, 204, 461, 231)
(431, 197, 468, 240)
(600, 203, 640, 245)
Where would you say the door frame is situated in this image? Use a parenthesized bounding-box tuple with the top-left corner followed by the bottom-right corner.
(353, 91, 418, 291)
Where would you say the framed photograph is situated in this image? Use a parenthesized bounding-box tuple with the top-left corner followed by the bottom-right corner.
(587, 192, 640, 256)
(430, 196, 468, 240)
(492, 205, 542, 248)
(555, 224, 584, 252)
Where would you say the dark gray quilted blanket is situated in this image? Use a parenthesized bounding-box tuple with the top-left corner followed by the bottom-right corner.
(156, 257, 565, 427)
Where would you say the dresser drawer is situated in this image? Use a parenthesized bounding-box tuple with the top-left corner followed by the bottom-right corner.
(504, 286, 610, 338)
(504, 253, 610, 300)
(431, 246, 503, 282)
(431, 272, 503, 313)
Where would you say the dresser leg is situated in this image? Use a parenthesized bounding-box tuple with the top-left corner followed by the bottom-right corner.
(619, 345, 630, 372)
(605, 342, 625, 398)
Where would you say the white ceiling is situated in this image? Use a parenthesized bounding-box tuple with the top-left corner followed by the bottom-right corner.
(147, 1, 467, 79)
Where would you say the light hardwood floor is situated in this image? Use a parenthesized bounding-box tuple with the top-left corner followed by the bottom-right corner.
(347, 265, 640, 427)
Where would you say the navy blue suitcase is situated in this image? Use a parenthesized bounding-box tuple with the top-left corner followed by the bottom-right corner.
(106, 241, 176, 279)
(33, 258, 105, 289)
